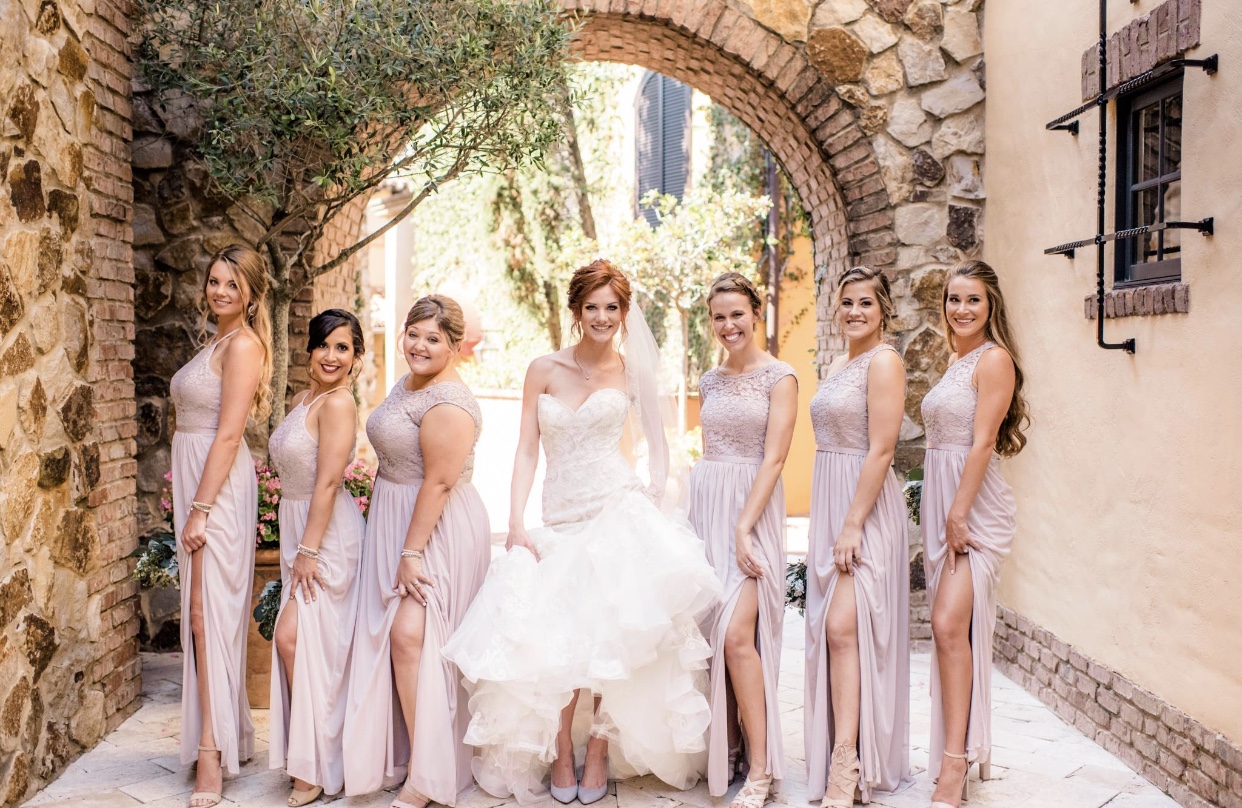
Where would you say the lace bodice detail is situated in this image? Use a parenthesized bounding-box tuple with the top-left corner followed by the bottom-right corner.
(922, 342, 995, 449)
(170, 338, 227, 432)
(537, 388, 642, 526)
(810, 344, 897, 451)
(698, 362, 796, 460)
(268, 391, 357, 499)
(366, 377, 482, 484)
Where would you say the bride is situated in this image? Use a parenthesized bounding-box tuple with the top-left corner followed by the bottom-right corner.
(444, 260, 722, 805)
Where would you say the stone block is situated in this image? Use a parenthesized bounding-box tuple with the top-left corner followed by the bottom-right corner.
(864, 48, 904, 95)
(58, 384, 93, 443)
(871, 133, 913, 203)
(894, 202, 947, 246)
(18, 378, 47, 445)
(898, 36, 946, 86)
(945, 154, 983, 199)
(749, 0, 813, 42)
(46, 189, 78, 235)
(7, 85, 38, 142)
(941, 8, 981, 61)
(919, 72, 983, 118)
(911, 148, 943, 185)
(903, 0, 941, 41)
(807, 27, 868, 83)
(812, 0, 868, 27)
(8, 160, 45, 223)
(0, 333, 35, 378)
(851, 12, 898, 53)
(887, 95, 932, 146)
(20, 614, 56, 683)
(946, 205, 979, 249)
(931, 108, 983, 159)
(867, 0, 912, 24)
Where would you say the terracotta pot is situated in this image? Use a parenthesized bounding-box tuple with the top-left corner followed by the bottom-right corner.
(246, 546, 282, 709)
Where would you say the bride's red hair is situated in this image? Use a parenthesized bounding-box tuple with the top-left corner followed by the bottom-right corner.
(567, 259, 632, 341)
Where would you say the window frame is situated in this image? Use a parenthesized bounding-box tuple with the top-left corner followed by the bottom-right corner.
(1114, 72, 1184, 287)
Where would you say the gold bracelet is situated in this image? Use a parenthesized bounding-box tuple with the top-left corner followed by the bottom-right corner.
(191, 500, 213, 514)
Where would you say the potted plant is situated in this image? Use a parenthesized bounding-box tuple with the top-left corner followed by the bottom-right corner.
(246, 462, 285, 708)
(132, 473, 182, 649)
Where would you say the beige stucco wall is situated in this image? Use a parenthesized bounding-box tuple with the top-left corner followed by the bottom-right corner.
(984, 0, 1242, 742)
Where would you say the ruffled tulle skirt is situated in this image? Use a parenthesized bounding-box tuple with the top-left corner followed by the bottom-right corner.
(442, 488, 722, 804)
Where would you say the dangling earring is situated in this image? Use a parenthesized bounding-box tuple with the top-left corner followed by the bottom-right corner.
(247, 303, 256, 319)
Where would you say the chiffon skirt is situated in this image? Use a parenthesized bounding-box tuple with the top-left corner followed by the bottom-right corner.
(922, 446, 1015, 779)
(804, 448, 911, 800)
(342, 476, 491, 803)
(268, 488, 365, 794)
(442, 488, 722, 804)
(173, 430, 257, 772)
(686, 458, 786, 797)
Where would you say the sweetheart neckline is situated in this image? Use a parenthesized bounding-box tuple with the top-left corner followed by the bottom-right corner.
(539, 388, 628, 414)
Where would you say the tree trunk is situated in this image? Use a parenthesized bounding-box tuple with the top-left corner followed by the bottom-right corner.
(267, 288, 294, 436)
(543, 279, 562, 350)
(558, 80, 596, 241)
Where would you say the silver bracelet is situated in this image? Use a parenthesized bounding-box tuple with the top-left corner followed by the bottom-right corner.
(400, 548, 424, 559)
(296, 544, 320, 560)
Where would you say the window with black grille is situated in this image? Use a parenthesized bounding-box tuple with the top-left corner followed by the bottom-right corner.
(635, 72, 691, 228)
(1116, 74, 1183, 285)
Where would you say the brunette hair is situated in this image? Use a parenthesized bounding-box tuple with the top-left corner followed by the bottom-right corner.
(567, 259, 632, 341)
(197, 244, 274, 420)
(706, 271, 764, 316)
(941, 260, 1030, 457)
(307, 309, 365, 374)
(403, 294, 466, 348)
(833, 266, 896, 331)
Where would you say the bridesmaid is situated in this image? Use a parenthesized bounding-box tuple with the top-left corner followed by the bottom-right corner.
(170, 244, 272, 808)
(344, 295, 491, 808)
(268, 309, 367, 806)
(804, 267, 910, 807)
(688, 272, 797, 807)
(922, 260, 1028, 808)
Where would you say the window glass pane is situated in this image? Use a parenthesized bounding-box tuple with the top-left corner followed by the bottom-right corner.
(1161, 180, 1181, 258)
(1135, 187, 1159, 262)
(1135, 104, 1161, 184)
(1163, 93, 1182, 175)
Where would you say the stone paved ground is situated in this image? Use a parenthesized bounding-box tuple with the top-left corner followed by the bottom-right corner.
(23, 610, 1175, 808)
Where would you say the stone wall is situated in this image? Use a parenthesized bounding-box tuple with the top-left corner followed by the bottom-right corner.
(0, 0, 140, 803)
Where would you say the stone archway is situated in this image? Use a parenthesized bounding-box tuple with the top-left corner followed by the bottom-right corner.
(573, 0, 895, 303)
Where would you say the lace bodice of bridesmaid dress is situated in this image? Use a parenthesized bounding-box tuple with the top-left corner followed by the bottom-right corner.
(810, 343, 897, 451)
(366, 377, 482, 484)
(921, 341, 995, 449)
(698, 361, 796, 461)
(268, 391, 357, 499)
(538, 388, 642, 527)
(170, 336, 230, 432)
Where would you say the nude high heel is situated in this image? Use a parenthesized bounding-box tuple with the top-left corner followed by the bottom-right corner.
(820, 744, 860, 808)
(188, 746, 223, 808)
(930, 750, 970, 808)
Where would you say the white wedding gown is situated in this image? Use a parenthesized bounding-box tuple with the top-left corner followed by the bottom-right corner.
(443, 388, 722, 803)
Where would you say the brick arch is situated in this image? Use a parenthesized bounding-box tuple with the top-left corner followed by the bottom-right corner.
(568, 0, 897, 300)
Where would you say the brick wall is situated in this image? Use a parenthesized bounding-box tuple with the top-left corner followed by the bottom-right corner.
(994, 605, 1242, 808)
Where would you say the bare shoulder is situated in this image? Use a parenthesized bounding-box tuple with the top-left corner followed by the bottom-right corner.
(869, 346, 906, 379)
(221, 329, 264, 365)
(318, 388, 357, 420)
(978, 344, 1015, 373)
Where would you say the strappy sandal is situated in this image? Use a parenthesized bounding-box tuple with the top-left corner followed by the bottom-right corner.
(727, 743, 745, 784)
(930, 750, 970, 808)
(288, 783, 324, 806)
(821, 743, 860, 808)
(730, 772, 774, 808)
(188, 745, 223, 808)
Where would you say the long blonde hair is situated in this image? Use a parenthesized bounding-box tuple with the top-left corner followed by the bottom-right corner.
(941, 260, 1029, 456)
(197, 244, 274, 420)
